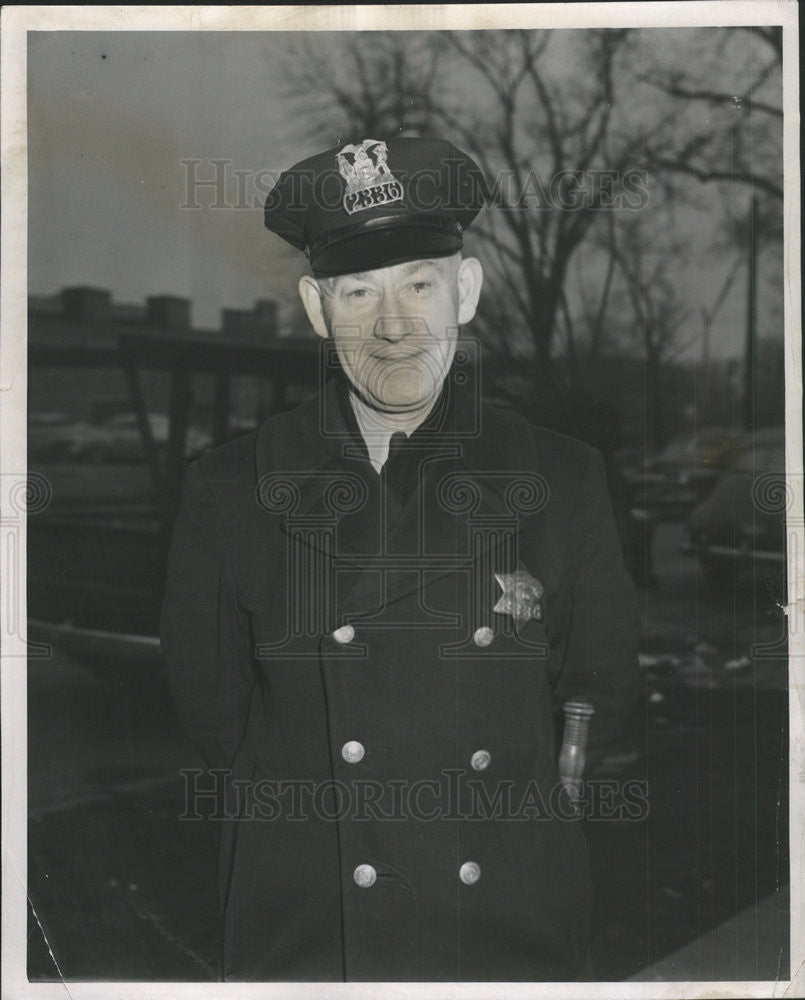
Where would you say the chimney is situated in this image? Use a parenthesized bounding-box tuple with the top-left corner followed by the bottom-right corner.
(146, 295, 191, 328)
(253, 299, 277, 336)
(222, 308, 250, 337)
(60, 286, 112, 321)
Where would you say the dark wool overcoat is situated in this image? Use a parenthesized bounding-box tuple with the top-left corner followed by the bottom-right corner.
(161, 371, 640, 982)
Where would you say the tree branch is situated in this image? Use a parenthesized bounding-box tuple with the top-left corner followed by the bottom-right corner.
(646, 153, 783, 200)
(643, 79, 782, 119)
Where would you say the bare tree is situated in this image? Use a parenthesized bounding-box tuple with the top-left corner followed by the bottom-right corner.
(636, 27, 783, 202)
(608, 214, 692, 450)
(564, 211, 619, 372)
(282, 29, 666, 375)
(284, 33, 441, 140)
(280, 27, 782, 436)
(434, 29, 656, 372)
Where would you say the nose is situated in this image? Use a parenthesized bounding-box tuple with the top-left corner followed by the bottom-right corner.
(372, 313, 419, 342)
(371, 288, 420, 342)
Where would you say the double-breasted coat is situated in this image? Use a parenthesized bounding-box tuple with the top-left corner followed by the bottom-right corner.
(161, 369, 640, 982)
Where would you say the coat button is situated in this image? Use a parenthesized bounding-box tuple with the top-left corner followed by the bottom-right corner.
(470, 749, 491, 771)
(341, 741, 365, 764)
(459, 861, 481, 885)
(353, 864, 377, 888)
(473, 626, 494, 647)
(332, 624, 355, 644)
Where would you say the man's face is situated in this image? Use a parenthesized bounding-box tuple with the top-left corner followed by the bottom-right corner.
(311, 256, 471, 414)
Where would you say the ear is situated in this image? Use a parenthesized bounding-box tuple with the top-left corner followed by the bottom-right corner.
(456, 257, 484, 326)
(298, 275, 330, 340)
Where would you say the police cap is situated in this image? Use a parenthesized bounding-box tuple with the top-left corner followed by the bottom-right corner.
(264, 137, 486, 278)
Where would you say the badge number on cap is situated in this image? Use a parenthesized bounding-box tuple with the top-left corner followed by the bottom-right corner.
(336, 139, 404, 216)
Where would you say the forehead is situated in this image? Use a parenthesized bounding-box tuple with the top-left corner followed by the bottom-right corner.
(332, 258, 455, 284)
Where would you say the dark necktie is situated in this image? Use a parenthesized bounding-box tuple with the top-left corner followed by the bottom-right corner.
(382, 431, 410, 505)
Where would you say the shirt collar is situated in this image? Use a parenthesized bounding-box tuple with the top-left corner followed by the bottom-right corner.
(256, 358, 538, 506)
(348, 387, 442, 473)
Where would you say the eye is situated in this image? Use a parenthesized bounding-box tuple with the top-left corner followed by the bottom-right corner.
(411, 281, 432, 295)
(346, 287, 371, 299)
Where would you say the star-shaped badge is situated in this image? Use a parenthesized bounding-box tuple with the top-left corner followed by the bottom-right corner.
(493, 567, 544, 628)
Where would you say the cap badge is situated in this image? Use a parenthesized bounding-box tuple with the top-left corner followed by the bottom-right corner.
(336, 139, 404, 216)
(493, 566, 544, 628)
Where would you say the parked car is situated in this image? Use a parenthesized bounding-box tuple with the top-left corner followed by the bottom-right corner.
(684, 427, 786, 587)
(28, 412, 70, 459)
(28, 412, 114, 462)
(628, 427, 741, 524)
(101, 412, 212, 462)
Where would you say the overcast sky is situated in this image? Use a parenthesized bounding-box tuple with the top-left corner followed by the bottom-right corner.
(27, 30, 781, 357)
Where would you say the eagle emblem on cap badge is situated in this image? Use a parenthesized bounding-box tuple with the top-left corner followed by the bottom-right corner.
(336, 139, 404, 216)
(493, 566, 544, 629)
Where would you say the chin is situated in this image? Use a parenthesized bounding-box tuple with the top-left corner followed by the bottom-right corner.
(376, 395, 433, 413)
(372, 363, 442, 409)
(375, 376, 439, 412)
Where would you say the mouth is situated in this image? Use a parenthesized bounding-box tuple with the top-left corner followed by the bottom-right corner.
(369, 347, 425, 362)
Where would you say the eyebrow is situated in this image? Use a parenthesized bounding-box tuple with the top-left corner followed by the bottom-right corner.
(336, 259, 442, 286)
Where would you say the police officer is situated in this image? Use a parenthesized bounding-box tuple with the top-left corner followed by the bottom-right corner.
(161, 136, 640, 982)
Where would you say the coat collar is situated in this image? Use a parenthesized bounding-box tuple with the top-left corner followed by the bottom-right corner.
(256, 364, 542, 513)
(255, 362, 545, 612)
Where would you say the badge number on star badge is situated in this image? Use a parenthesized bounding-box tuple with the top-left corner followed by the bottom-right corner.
(493, 566, 544, 629)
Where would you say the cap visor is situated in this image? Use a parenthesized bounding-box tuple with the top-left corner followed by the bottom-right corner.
(311, 224, 462, 278)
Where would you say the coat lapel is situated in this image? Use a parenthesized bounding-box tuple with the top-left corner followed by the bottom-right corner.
(339, 403, 547, 616)
(255, 371, 550, 619)
(255, 373, 380, 558)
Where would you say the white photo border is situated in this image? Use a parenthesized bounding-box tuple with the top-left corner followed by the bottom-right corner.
(2, 4, 801, 999)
